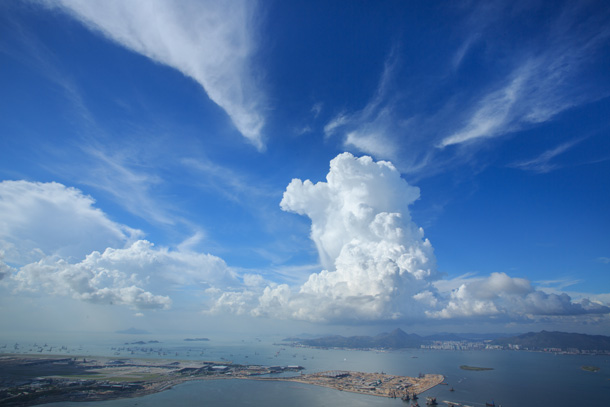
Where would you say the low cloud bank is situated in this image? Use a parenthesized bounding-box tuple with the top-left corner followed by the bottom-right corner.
(0, 180, 140, 265)
(1, 167, 606, 322)
(1, 180, 235, 311)
(14, 242, 172, 310)
(209, 153, 609, 324)
(0, 257, 12, 281)
(430, 272, 609, 319)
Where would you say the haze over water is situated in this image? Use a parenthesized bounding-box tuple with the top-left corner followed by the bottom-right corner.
(5, 334, 607, 407)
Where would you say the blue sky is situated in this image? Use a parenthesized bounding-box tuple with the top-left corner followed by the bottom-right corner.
(1, 0, 609, 337)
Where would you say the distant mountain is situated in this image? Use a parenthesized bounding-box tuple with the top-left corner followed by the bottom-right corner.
(289, 328, 425, 349)
(115, 327, 150, 335)
(492, 331, 610, 351)
(282, 333, 328, 341)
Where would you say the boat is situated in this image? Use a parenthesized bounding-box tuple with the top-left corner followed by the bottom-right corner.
(426, 396, 438, 405)
(485, 402, 495, 407)
(450, 387, 455, 392)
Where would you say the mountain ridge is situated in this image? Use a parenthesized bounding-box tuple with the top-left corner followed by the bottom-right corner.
(284, 329, 610, 351)
(285, 328, 425, 349)
(492, 330, 610, 351)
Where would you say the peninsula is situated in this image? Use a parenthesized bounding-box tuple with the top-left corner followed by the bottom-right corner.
(0, 355, 443, 406)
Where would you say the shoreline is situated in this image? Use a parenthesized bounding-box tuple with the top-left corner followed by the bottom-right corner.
(249, 372, 445, 399)
(0, 354, 444, 406)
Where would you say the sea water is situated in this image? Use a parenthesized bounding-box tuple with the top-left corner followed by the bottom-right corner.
(3, 334, 609, 406)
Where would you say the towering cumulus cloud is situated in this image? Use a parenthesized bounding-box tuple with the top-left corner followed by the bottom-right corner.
(212, 153, 440, 322)
(209, 153, 609, 324)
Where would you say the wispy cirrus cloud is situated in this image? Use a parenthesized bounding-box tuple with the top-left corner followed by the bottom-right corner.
(42, 0, 266, 150)
(324, 1, 610, 176)
(509, 139, 583, 173)
(74, 144, 177, 226)
(181, 156, 277, 205)
(438, 2, 610, 149)
(323, 49, 402, 161)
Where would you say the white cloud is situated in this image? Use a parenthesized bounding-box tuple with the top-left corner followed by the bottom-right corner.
(0, 180, 141, 265)
(323, 52, 401, 160)
(429, 272, 610, 319)
(14, 241, 172, 310)
(510, 139, 582, 173)
(323, 113, 349, 137)
(77, 146, 177, 226)
(280, 153, 423, 271)
(14, 239, 239, 311)
(319, 3, 610, 177)
(0, 257, 13, 281)
(439, 7, 610, 149)
(1, 180, 239, 311)
(452, 33, 480, 69)
(210, 153, 439, 323)
(208, 154, 610, 324)
(43, 0, 266, 149)
(311, 102, 323, 118)
(438, 67, 528, 147)
(181, 156, 276, 205)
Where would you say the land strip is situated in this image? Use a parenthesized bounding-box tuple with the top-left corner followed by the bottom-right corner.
(270, 371, 444, 399)
(0, 354, 443, 406)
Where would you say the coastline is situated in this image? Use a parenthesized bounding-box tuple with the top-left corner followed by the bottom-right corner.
(0, 354, 444, 406)
(250, 371, 445, 399)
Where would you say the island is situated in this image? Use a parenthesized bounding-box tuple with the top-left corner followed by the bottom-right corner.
(285, 328, 424, 349)
(125, 340, 160, 345)
(0, 355, 444, 406)
(581, 365, 600, 372)
(460, 365, 494, 371)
